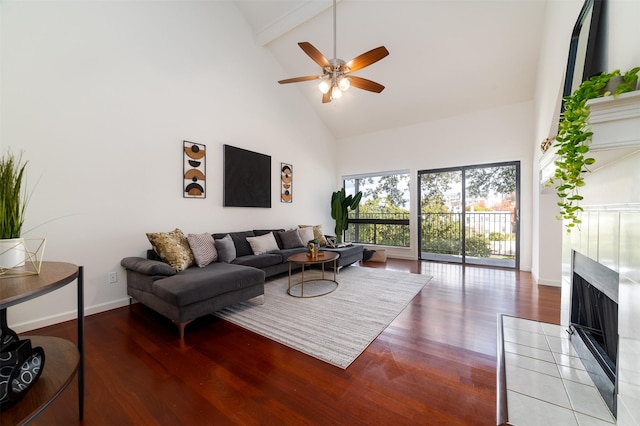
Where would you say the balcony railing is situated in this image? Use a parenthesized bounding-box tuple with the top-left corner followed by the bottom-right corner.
(344, 211, 516, 259)
(421, 212, 515, 259)
(345, 213, 410, 247)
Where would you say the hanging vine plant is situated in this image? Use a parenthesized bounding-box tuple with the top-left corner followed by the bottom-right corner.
(550, 67, 639, 231)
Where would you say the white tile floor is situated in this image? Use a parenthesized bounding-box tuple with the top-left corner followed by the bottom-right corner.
(500, 316, 616, 426)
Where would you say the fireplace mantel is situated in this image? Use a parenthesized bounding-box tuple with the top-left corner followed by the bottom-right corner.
(589, 90, 640, 149)
(540, 90, 640, 188)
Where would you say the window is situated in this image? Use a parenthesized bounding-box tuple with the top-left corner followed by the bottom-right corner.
(343, 170, 410, 247)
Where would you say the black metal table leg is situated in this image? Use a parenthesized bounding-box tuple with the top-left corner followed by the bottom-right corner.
(77, 266, 84, 420)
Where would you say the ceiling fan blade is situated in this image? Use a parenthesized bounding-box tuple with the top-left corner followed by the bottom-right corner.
(345, 46, 389, 73)
(298, 42, 331, 69)
(349, 76, 385, 93)
(278, 75, 320, 84)
(322, 92, 331, 103)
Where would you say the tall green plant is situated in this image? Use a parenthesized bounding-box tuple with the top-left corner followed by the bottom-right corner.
(551, 67, 639, 231)
(331, 188, 362, 243)
(0, 150, 29, 239)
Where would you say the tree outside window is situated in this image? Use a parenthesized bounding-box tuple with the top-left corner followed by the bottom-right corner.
(343, 172, 410, 247)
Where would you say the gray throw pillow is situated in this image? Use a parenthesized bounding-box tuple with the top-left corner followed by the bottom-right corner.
(246, 232, 279, 255)
(215, 234, 236, 263)
(278, 229, 304, 249)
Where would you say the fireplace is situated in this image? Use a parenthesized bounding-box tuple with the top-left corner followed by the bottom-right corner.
(555, 90, 640, 424)
(569, 250, 619, 417)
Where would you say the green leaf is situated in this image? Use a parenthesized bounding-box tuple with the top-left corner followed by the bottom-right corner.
(553, 66, 640, 231)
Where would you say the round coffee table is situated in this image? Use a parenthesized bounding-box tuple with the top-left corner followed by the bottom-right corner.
(287, 251, 339, 298)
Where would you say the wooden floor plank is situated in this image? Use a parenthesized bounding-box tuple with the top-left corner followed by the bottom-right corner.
(18, 259, 560, 425)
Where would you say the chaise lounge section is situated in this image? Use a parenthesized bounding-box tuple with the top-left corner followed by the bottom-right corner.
(121, 256, 265, 338)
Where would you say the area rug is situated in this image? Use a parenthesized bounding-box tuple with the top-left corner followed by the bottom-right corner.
(214, 267, 432, 369)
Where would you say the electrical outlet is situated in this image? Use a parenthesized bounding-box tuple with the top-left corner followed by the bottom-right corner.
(108, 271, 118, 284)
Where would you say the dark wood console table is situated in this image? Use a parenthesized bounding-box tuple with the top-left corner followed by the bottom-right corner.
(0, 262, 84, 425)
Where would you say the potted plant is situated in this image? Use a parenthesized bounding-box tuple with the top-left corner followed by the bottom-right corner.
(330, 188, 362, 244)
(307, 239, 319, 258)
(0, 150, 30, 268)
(550, 66, 639, 231)
(603, 67, 640, 94)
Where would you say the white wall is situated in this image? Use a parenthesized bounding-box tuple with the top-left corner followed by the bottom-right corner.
(337, 101, 535, 270)
(531, 0, 584, 287)
(1, 1, 337, 331)
(608, 0, 640, 71)
(531, 0, 640, 287)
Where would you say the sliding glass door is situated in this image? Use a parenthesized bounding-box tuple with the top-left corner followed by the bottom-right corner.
(418, 162, 519, 268)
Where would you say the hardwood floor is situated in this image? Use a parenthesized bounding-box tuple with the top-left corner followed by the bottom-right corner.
(22, 259, 561, 425)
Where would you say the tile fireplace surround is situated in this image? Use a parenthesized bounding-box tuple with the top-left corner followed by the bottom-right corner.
(499, 90, 640, 425)
(498, 315, 616, 425)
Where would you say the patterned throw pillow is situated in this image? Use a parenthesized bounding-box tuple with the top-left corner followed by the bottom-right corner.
(215, 234, 236, 263)
(146, 228, 195, 271)
(246, 232, 280, 255)
(298, 225, 327, 246)
(187, 233, 218, 267)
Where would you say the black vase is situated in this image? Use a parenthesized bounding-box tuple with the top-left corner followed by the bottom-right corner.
(0, 338, 46, 407)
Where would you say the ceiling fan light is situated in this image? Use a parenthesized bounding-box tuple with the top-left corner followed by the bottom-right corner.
(331, 85, 343, 99)
(338, 77, 350, 91)
(318, 79, 331, 94)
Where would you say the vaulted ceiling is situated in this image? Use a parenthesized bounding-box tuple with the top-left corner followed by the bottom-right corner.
(235, 0, 548, 139)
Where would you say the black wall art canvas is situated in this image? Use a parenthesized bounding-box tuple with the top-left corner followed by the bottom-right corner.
(183, 141, 206, 198)
(281, 163, 293, 203)
(223, 144, 271, 208)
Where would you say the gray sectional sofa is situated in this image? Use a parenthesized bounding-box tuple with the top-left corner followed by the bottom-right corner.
(121, 228, 364, 338)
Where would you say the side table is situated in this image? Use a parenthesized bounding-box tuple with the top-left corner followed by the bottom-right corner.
(0, 262, 84, 425)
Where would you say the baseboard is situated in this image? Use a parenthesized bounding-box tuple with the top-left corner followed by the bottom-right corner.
(9, 297, 131, 334)
(535, 277, 562, 287)
(85, 298, 131, 317)
(389, 253, 415, 260)
(531, 269, 562, 287)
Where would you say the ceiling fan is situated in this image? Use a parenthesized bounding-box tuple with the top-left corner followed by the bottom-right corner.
(277, 0, 389, 104)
